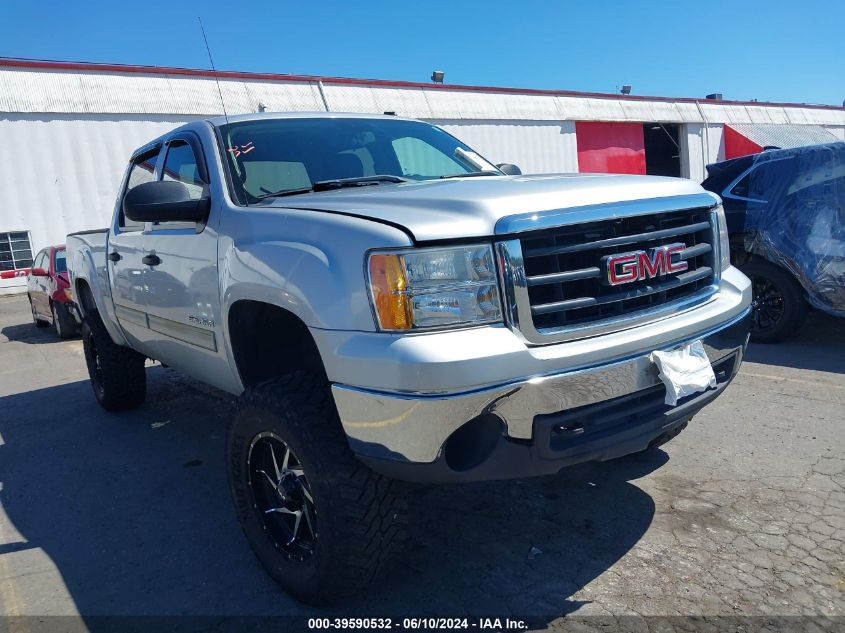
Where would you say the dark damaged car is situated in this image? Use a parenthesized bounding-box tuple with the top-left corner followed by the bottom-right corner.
(703, 142, 845, 341)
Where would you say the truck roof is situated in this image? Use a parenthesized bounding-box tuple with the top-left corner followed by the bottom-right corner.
(204, 111, 418, 126)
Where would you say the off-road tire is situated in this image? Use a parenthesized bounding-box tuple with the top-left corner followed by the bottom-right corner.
(52, 301, 76, 339)
(30, 296, 49, 328)
(739, 259, 808, 343)
(81, 312, 146, 411)
(227, 372, 408, 605)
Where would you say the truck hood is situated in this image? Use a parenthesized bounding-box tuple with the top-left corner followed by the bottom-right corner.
(268, 173, 711, 242)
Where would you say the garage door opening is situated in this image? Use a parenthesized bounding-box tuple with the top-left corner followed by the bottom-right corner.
(644, 123, 681, 177)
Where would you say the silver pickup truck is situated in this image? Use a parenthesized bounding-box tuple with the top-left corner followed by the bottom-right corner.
(67, 113, 751, 603)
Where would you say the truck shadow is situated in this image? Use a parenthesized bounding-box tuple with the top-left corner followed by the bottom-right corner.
(743, 312, 845, 375)
(0, 322, 77, 345)
(0, 368, 659, 625)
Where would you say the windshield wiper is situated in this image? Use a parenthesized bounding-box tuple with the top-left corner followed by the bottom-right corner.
(312, 175, 409, 191)
(255, 186, 314, 200)
(440, 170, 502, 179)
(255, 175, 409, 200)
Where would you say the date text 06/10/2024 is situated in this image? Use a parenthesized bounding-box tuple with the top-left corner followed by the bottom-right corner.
(307, 617, 528, 630)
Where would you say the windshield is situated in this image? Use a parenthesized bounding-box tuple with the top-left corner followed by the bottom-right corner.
(218, 117, 499, 204)
(54, 249, 67, 273)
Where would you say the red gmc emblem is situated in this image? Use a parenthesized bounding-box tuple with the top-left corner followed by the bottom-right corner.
(601, 243, 689, 286)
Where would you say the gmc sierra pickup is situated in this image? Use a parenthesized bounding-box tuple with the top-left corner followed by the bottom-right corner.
(67, 113, 751, 603)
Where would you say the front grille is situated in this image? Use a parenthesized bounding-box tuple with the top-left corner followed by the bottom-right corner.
(519, 208, 716, 334)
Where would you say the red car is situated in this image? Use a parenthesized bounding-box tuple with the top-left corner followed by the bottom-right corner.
(27, 245, 78, 339)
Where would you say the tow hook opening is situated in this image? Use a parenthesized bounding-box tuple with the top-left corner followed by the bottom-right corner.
(443, 413, 503, 472)
(648, 419, 690, 450)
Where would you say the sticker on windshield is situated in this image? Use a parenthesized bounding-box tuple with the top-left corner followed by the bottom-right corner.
(227, 141, 255, 158)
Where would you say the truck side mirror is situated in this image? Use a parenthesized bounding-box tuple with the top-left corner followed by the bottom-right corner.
(123, 181, 210, 224)
(496, 163, 522, 176)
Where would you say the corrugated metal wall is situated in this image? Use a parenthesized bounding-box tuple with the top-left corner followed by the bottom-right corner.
(434, 120, 578, 173)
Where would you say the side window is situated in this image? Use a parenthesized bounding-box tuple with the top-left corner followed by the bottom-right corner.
(161, 141, 206, 200)
(54, 250, 67, 273)
(127, 153, 158, 190)
(729, 170, 771, 201)
(120, 149, 160, 231)
(33, 250, 47, 271)
(729, 158, 793, 203)
(728, 175, 750, 199)
(391, 137, 464, 179)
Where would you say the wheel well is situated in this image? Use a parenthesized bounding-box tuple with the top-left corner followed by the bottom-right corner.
(75, 279, 96, 314)
(228, 301, 327, 388)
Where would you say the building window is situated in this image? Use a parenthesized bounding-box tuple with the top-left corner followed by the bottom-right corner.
(0, 232, 34, 271)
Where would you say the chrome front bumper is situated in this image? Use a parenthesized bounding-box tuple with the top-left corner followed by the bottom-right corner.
(331, 304, 751, 465)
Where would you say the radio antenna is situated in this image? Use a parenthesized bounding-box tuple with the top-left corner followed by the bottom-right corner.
(197, 17, 229, 123)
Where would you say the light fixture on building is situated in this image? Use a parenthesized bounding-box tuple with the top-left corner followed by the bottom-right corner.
(257, 101, 267, 112)
(620, 85, 632, 95)
(431, 70, 445, 84)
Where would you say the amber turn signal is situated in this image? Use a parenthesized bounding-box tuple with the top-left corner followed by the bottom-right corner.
(368, 254, 412, 330)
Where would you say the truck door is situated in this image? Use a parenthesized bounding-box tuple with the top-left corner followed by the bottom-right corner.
(140, 133, 230, 390)
(109, 147, 161, 358)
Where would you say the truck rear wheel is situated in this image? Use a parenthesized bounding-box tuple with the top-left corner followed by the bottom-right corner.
(738, 259, 808, 343)
(227, 372, 407, 605)
(81, 313, 146, 411)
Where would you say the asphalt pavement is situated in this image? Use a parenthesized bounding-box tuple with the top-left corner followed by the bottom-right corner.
(0, 293, 843, 631)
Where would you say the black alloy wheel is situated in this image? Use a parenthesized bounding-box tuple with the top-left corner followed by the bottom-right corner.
(248, 432, 317, 561)
(84, 326, 106, 400)
(750, 274, 785, 334)
(80, 314, 147, 410)
(738, 259, 808, 343)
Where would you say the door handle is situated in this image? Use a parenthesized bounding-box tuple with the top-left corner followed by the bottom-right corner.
(108, 251, 122, 262)
(141, 254, 162, 267)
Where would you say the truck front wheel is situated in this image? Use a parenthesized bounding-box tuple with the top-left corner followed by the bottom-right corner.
(81, 314, 146, 411)
(227, 372, 407, 604)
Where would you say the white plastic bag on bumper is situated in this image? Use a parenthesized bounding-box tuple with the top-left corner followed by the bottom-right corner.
(649, 340, 717, 406)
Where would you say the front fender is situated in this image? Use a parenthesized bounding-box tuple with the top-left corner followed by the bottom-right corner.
(219, 208, 413, 331)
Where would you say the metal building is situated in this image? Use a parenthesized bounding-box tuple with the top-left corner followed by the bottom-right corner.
(2, 58, 844, 293)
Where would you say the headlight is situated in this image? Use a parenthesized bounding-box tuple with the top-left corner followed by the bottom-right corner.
(368, 245, 502, 331)
(714, 203, 731, 271)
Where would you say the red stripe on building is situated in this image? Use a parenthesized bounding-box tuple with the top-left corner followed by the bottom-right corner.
(724, 125, 764, 159)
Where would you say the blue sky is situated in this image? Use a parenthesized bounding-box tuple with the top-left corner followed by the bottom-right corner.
(2, 0, 842, 105)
